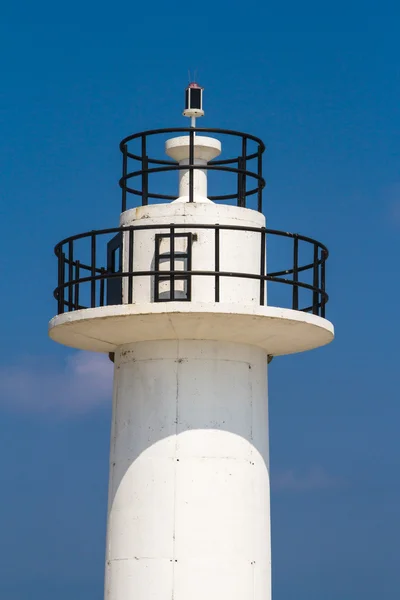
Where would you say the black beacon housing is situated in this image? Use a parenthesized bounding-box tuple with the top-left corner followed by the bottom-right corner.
(183, 83, 204, 117)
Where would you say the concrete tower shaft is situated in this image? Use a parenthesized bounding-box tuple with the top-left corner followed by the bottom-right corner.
(105, 340, 270, 600)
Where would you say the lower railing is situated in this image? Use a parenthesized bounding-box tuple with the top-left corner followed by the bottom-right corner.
(53, 223, 329, 318)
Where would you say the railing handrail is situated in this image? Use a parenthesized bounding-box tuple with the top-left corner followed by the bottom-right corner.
(119, 127, 266, 153)
(53, 222, 329, 318)
(54, 224, 329, 256)
(119, 127, 266, 212)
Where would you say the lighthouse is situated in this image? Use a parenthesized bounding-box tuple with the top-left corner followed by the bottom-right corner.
(49, 84, 334, 600)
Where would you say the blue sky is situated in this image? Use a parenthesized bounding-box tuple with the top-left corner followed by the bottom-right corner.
(0, 4, 399, 599)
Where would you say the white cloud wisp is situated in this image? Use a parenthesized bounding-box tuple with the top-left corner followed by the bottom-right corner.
(0, 351, 113, 417)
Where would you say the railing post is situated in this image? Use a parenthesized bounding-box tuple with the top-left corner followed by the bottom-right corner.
(215, 225, 220, 302)
(170, 225, 175, 300)
(142, 135, 148, 206)
(236, 157, 241, 207)
(260, 227, 266, 305)
(128, 228, 134, 304)
(68, 240, 73, 311)
(313, 244, 319, 315)
(58, 249, 66, 315)
(292, 236, 299, 310)
(122, 144, 127, 213)
(154, 233, 160, 303)
(240, 137, 247, 208)
(91, 233, 96, 308)
(257, 144, 263, 213)
(321, 250, 326, 318)
(74, 259, 80, 311)
(189, 129, 194, 203)
(186, 232, 193, 302)
(100, 267, 106, 307)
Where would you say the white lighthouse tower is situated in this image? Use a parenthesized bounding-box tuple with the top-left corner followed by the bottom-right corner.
(49, 84, 334, 600)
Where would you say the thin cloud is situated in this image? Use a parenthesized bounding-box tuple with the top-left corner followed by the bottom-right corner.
(0, 351, 113, 417)
(273, 466, 341, 492)
(390, 201, 400, 224)
(384, 182, 400, 225)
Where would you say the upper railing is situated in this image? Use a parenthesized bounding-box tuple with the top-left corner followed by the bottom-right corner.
(119, 128, 266, 212)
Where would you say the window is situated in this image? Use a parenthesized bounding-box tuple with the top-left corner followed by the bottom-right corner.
(154, 232, 192, 301)
(106, 232, 122, 305)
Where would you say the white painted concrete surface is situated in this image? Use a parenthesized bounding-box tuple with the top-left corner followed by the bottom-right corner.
(165, 135, 221, 203)
(48, 301, 334, 355)
(104, 340, 271, 600)
(120, 202, 266, 306)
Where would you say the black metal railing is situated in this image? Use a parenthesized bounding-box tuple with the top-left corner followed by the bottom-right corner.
(53, 224, 329, 318)
(119, 128, 266, 213)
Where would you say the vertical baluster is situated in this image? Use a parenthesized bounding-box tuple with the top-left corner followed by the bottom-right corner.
(122, 144, 127, 213)
(241, 137, 247, 207)
(313, 244, 319, 315)
(293, 237, 299, 310)
(189, 129, 194, 203)
(100, 267, 105, 307)
(257, 144, 263, 213)
(154, 234, 160, 302)
(68, 240, 73, 311)
(128, 229, 134, 304)
(170, 225, 175, 301)
(237, 157, 242, 207)
(142, 135, 148, 206)
(321, 250, 326, 318)
(186, 232, 192, 302)
(215, 225, 220, 302)
(57, 248, 65, 315)
(91, 233, 96, 308)
(74, 259, 80, 310)
(260, 228, 266, 305)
